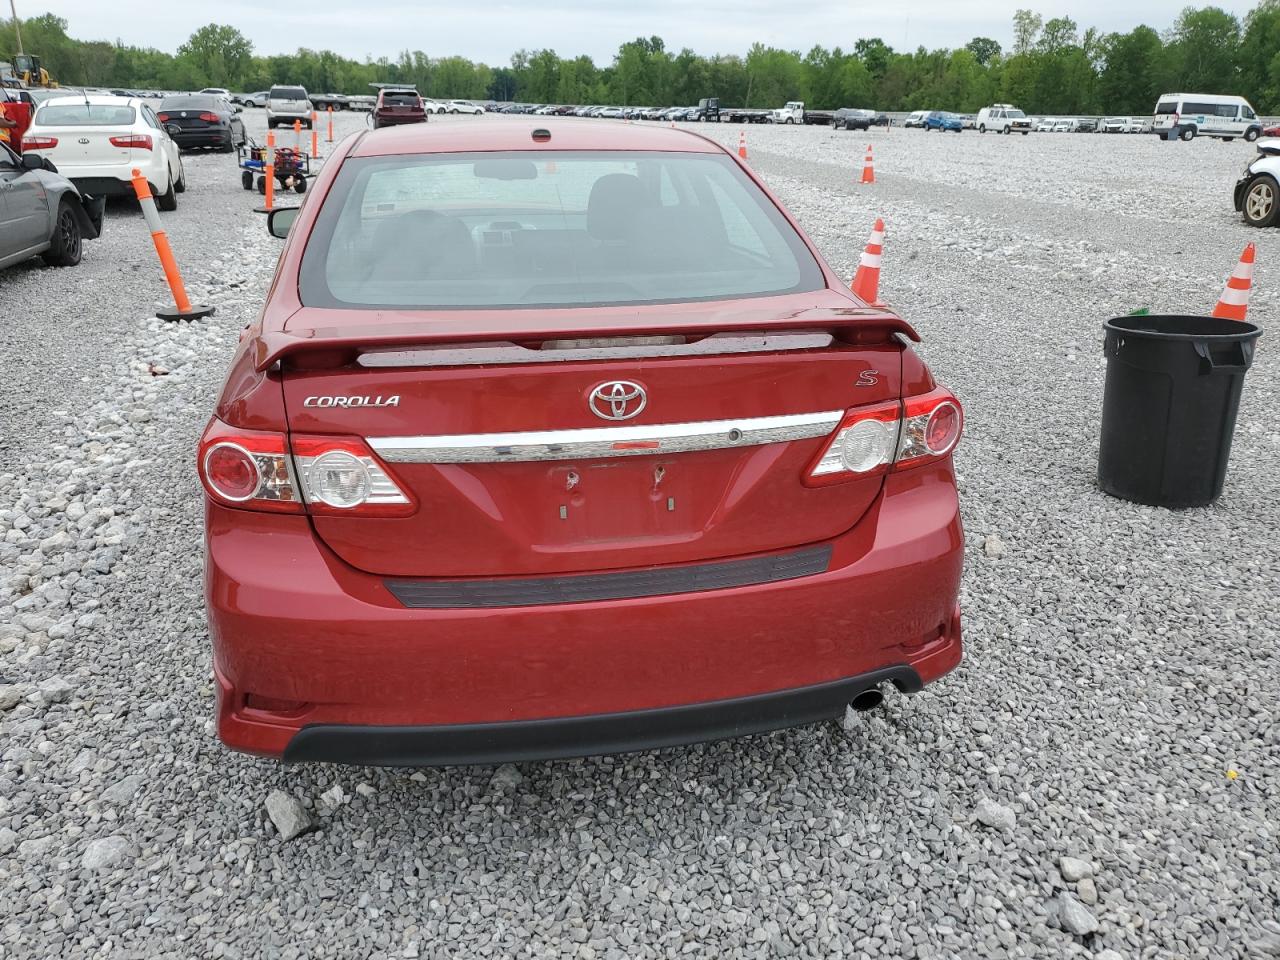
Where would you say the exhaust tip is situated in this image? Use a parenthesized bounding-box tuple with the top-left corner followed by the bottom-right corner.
(850, 687, 884, 713)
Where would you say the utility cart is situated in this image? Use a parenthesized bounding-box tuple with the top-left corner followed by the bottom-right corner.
(238, 140, 310, 194)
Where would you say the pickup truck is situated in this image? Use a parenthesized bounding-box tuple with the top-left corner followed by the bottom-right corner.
(691, 97, 770, 124)
(769, 101, 835, 125)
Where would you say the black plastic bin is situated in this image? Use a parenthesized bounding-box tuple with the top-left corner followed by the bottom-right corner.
(1099, 315, 1262, 508)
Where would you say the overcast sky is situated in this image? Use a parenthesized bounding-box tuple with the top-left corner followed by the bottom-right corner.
(25, 1, 1263, 64)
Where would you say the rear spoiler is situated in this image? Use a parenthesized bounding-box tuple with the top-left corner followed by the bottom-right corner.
(252, 307, 920, 371)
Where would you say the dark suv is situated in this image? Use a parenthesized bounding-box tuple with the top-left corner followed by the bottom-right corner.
(373, 88, 426, 129)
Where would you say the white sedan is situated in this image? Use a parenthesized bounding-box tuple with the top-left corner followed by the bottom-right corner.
(22, 95, 185, 209)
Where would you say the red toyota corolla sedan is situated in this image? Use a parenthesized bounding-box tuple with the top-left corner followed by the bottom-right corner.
(199, 119, 964, 766)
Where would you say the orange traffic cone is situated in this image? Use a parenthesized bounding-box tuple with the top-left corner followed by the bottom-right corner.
(1211, 242, 1255, 321)
(860, 144, 875, 184)
(851, 218, 885, 304)
(738, 130, 747, 160)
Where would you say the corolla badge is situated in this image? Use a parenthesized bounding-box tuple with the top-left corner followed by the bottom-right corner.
(303, 395, 400, 408)
(588, 381, 647, 421)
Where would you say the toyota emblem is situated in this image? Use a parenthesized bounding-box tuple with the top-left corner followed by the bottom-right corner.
(588, 381, 647, 421)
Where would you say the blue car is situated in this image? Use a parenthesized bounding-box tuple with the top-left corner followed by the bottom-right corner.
(923, 111, 963, 133)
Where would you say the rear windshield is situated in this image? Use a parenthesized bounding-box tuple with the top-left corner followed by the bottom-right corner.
(1155, 101, 1178, 114)
(162, 96, 220, 110)
(300, 150, 824, 310)
(271, 87, 307, 100)
(384, 93, 420, 106)
(35, 104, 136, 126)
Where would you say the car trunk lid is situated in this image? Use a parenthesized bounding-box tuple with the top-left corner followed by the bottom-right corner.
(273, 303, 913, 579)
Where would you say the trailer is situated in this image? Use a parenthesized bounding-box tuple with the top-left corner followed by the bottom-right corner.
(691, 98, 771, 123)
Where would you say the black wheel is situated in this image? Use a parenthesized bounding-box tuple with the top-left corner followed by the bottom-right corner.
(978, 124, 986, 133)
(1180, 126, 1196, 141)
(155, 174, 178, 211)
(1245, 128, 1260, 142)
(1243, 175, 1279, 227)
(294, 176, 307, 194)
(242, 170, 254, 190)
(267, 120, 275, 130)
(174, 161, 187, 193)
(257, 175, 267, 195)
(44, 200, 82, 267)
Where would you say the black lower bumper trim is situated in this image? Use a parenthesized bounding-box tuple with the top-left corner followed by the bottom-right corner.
(385, 545, 833, 609)
(282, 665, 923, 767)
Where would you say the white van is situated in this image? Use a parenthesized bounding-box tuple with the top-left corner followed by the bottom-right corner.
(976, 104, 1032, 134)
(1152, 93, 1262, 142)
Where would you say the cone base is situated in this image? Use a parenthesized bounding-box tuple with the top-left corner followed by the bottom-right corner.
(253, 206, 276, 214)
(157, 304, 216, 322)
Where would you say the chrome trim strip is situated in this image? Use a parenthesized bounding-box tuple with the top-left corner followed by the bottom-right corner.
(368, 410, 844, 464)
(357, 332, 835, 368)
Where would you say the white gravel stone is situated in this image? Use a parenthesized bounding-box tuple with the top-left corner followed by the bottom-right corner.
(983, 533, 1006, 558)
(974, 797, 1016, 832)
(1077, 876, 1099, 906)
(81, 836, 136, 871)
(490, 763, 523, 791)
(0, 684, 27, 711)
(101, 774, 144, 805)
(1059, 894, 1100, 936)
(37, 676, 75, 704)
(1060, 856, 1094, 882)
(265, 790, 312, 841)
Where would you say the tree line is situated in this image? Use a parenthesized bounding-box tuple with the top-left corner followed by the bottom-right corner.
(5, 4, 1280, 115)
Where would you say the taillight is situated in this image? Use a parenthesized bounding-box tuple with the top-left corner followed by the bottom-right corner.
(197, 420, 413, 515)
(198, 112, 219, 122)
(109, 134, 153, 150)
(198, 421, 302, 512)
(291, 435, 413, 516)
(804, 388, 963, 486)
(806, 400, 900, 486)
(895, 388, 963, 467)
(22, 135, 57, 150)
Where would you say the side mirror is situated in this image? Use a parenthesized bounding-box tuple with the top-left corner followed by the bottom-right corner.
(234, 104, 243, 114)
(267, 206, 300, 238)
(165, 123, 181, 137)
(20, 152, 43, 171)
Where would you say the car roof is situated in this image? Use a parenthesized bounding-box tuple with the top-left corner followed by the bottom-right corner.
(37, 94, 143, 108)
(351, 117, 726, 157)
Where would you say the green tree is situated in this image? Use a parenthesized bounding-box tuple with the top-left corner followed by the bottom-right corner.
(965, 37, 1002, 66)
(1012, 10, 1043, 55)
(176, 23, 253, 88)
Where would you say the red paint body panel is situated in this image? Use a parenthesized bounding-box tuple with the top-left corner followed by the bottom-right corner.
(283, 344, 902, 577)
(207, 464, 964, 759)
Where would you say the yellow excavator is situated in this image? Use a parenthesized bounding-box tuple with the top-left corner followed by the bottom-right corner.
(11, 53, 56, 88)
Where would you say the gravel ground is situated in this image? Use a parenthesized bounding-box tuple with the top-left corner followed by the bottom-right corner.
(1, 112, 1277, 960)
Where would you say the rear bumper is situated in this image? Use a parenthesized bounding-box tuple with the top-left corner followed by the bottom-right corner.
(206, 465, 965, 765)
(172, 130, 232, 148)
(375, 114, 427, 125)
(68, 177, 134, 197)
(282, 665, 928, 766)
